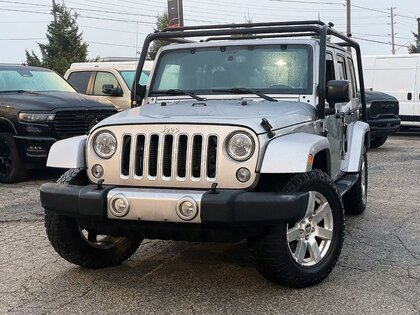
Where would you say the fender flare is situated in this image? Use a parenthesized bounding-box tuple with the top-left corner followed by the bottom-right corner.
(0, 118, 17, 134)
(47, 135, 87, 169)
(260, 133, 330, 174)
(342, 121, 370, 172)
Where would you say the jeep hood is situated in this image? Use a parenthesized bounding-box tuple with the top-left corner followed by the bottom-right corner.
(93, 100, 316, 134)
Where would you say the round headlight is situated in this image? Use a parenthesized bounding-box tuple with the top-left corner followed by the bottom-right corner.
(226, 131, 255, 161)
(93, 131, 117, 159)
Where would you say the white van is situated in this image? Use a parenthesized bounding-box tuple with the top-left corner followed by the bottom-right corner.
(362, 54, 420, 126)
(64, 60, 153, 110)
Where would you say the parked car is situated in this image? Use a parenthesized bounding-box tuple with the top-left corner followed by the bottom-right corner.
(64, 60, 154, 109)
(41, 21, 370, 288)
(0, 64, 118, 183)
(362, 54, 420, 127)
(365, 90, 400, 148)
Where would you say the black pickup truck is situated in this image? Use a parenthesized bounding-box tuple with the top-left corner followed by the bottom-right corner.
(0, 64, 117, 183)
(365, 90, 400, 148)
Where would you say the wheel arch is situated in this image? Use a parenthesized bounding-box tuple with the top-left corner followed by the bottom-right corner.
(341, 121, 370, 173)
(0, 118, 17, 135)
(259, 133, 330, 174)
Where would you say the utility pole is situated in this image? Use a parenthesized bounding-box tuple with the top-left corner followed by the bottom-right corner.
(390, 7, 396, 55)
(52, 0, 57, 24)
(417, 17, 420, 51)
(346, 0, 351, 36)
(346, 0, 351, 52)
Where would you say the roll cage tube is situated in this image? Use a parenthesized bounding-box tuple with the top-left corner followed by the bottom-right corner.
(131, 20, 366, 123)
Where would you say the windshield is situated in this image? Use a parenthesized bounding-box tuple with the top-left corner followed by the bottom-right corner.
(150, 44, 312, 96)
(120, 70, 150, 90)
(0, 68, 76, 93)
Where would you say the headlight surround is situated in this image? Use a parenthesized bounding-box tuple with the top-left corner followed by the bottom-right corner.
(18, 112, 55, 123)
(226, 131, 255, 161)
(93, 131, 117, 159)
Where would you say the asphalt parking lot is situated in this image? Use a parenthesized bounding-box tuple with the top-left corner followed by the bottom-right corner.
(1, 134, 419, 315)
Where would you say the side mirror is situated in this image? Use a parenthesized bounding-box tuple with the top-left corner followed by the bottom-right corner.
(326, 80, 350, 106)
(102, 84, 123, 97)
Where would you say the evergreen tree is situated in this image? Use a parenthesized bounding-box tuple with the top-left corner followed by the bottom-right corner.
(25, 4, 88, 74)
(147, 12, 170, 60)
(408, 32, 420, 54)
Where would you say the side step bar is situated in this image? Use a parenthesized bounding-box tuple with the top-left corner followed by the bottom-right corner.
(335, 173, 359, 196)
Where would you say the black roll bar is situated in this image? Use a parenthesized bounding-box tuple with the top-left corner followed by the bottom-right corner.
(132, 20, 366, 122)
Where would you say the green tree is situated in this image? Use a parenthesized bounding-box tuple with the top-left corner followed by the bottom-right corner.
(25, 3, 88, 74)
(408, 32, 420, 54)
(147, 12, 170, 60)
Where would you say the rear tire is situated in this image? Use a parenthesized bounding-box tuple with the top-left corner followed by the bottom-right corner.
(45, 168, 142, 269)
(370, 135, 387, 149)
(0, 132, 26, 183)
(254, 170, 345, 288)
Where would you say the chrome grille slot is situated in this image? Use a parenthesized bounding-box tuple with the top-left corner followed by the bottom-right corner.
(207, 136, 218, 179)
(191, 135, 203, 178)
(134, 135, 145, 177)
(148, 135, 159, 178)
(162, 135, 173, 178)
(177, 135, 188, 178)
(121, 135, 131, 177)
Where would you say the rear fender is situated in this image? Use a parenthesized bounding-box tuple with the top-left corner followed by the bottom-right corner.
(341, 121, 370, 172)
(260, 133, 330, 173)
(47, 135, 86, 169)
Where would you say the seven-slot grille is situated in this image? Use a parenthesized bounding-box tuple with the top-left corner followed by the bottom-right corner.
(120, 133, 219, 182)
(54, 110, 117, 139)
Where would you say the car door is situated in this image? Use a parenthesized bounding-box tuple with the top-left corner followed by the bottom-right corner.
(92, 71, 128, 109)
(324, 50, 345, 180)
(415, 56, 420, 116)
(372, 57, 416, 119)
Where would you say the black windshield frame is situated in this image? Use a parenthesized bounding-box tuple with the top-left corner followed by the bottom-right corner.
(149, 44, 313, 97)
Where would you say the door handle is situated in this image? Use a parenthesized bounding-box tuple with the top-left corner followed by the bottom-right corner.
(407, 92, 412, 100)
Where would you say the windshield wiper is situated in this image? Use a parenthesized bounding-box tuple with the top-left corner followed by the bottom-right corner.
(212, 88, 278, 102)
(151, 89, 206, 101)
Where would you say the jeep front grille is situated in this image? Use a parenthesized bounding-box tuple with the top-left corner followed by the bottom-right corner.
(120, 133, 218, 182)
(87, 125, 259, 189)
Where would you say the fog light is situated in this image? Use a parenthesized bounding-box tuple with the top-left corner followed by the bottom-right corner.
(236, 167, 251, 183)
(176, 197, 198, 221)
(109, 194, 130, 217)
(92, 164, 104, 178)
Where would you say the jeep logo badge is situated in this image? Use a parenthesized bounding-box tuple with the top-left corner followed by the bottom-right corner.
(160, 126, 179, 134)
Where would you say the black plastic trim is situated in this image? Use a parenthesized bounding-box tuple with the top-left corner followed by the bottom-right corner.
(40, 183, 115, 218)
(201, 190, 309, 224)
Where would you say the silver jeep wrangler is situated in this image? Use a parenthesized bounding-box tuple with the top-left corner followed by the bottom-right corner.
(41, 21, 369, 288)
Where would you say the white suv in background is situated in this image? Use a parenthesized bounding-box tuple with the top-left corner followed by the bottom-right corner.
(64, 59, 153, 109)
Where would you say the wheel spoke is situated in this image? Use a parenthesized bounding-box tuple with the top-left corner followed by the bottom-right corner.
(313, 202, 331, 224)
(308, 238, 322, 263)
(295, 240, 307, 264)
(287, 226, 301, 242)
(315, 227, 333, 240)
(305, 191, 317, 217)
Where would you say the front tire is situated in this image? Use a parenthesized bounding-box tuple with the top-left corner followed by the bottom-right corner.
(0, 132, 26, 183)
(45, 168, 142, 269)
(254, 170, 345, 288)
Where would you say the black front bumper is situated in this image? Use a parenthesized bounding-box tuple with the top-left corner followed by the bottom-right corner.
(367, 117, 401, 137)
(40, 183, 309, 225)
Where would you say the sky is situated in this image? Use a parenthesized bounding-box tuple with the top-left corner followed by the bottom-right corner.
(0, 0, 419, 63)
